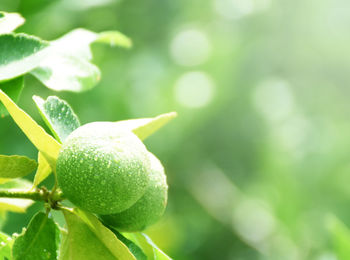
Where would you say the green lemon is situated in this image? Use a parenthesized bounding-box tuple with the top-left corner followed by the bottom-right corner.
(100, 152, 168, 232)
(56, 122, 151, 215)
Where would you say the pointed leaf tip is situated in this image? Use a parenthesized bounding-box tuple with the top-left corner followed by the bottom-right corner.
(33, 95, 80, 143)
(114, 112, 177, 140)
(32, 152, 52, 187)
(95, 31, 132, 49)
(0, 12, 25, 34)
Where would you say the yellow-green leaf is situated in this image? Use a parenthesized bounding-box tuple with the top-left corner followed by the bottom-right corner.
(107, 227, 147, 260)
(58, 228, 69, 260)
(0, 230, 13, 259)
(0, 178, 12, 184)
(0, 77, 24, 117)
(0, 155, 37, 179)
(32, 152, 52, 187)
(114, 112, 177, 140)
(61, 208, 136, 260)
(123, 233, 172, 260)
(0, 90, 61, 171)
(328, 215, 350, 260)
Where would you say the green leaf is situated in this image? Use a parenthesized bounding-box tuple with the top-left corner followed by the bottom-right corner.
(33, 96, 80, 143)
(328, 215, 350, 260)
(107, 226, 147, 260)
(12, 212, 60, 260)
(0, 12, 25, 34)
(114, 112, 177, 140)
(0, 77, 24, 117)
(50, 28, 97, 60)
(50, 28, 131, 60)
(0, 231, 13, 260)
(95, 31, 132, 48)
(123, 233, 172, 260)
(0, 179, 34, 213)
(61, 208, 136, 260)
(32, 152, 52, 187)
(0, 89, 61, 171)
(58, 228, 69, 260)
(30, 53, 101, 92)
(30, 28, 130, 92)
(0, 33, 49, 81)
(0, 155, 37, 179)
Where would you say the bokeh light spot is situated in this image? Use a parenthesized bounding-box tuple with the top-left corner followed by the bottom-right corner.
(63, 0, 114, 10)
(170, 29, 211, 67)
(214, 0, 271, 20)
(253, 77, 295, 122)
(232, 200, 275, 243)
(174, 71, 214, 108)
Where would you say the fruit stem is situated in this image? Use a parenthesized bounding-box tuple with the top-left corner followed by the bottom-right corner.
(0, 188, 64, 202)
(0, 189, 45, 200)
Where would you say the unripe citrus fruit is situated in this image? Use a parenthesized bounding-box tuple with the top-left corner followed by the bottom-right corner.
(56, 122, 151, 215)
(100, 152, 168, 232)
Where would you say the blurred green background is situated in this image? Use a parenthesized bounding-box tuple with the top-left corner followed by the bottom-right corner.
(2, 0, 350, 259)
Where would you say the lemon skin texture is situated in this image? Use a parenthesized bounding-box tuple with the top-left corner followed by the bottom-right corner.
(56, 122, 151, 215)
(100, 152, 168, 232)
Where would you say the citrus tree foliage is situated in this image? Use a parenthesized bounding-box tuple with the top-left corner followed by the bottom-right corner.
(0, 11, 174, 259)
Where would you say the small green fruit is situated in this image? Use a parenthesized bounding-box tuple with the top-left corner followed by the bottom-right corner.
(100, 152, 168, 232)
(56, 122, 151, 215)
